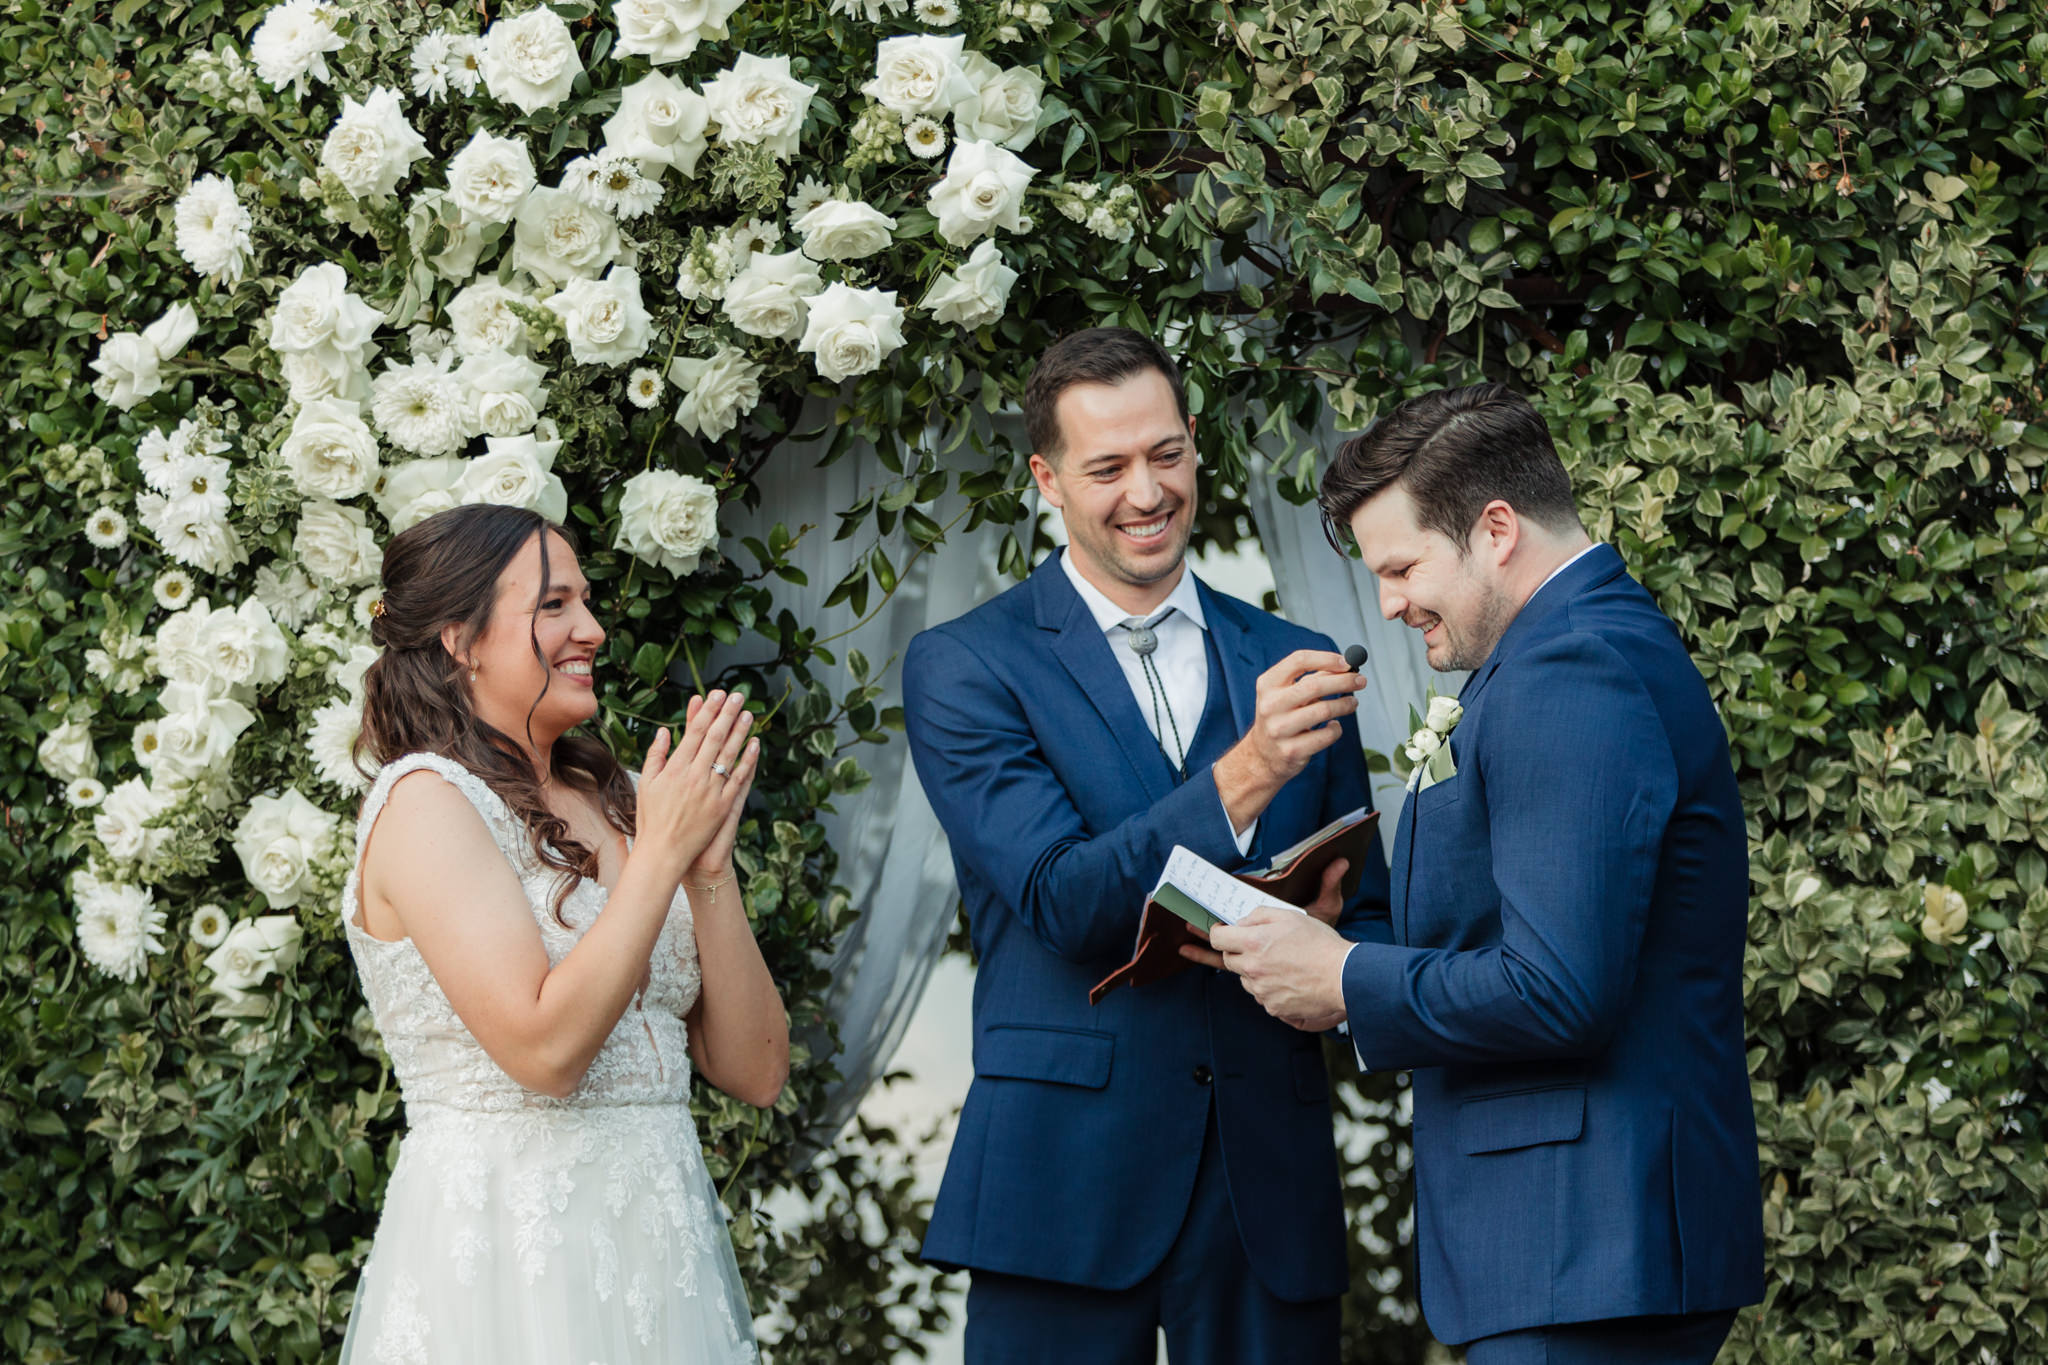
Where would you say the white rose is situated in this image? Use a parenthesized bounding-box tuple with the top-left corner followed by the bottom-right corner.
(331, 643, 380, 701)
(797, 282, 907, 383)
(544, 267, 652, 366)
(921, 238, 1018, 328)
(793, 197, 897, 263)
(446, 130, 537, 224)
(703, 52, 817, 161)
(233, 790, 340, 909)
(375, 456, 468, 533)
(204, 915, 306, 1014)
(455, 350, 550, 436)
(94, 777, 170, 865)
(320, 87, 428, 200)
(449, 279, 536, 357)
(37, 718, 97, 782)
(89, 304, 198, 410)
(668, 346, 763, 441)
(1408, 728, 1442, 759)
(1425, 696, 1464, 734)
(271, 262, 384, 363)
(951, 54, 1045, 151)
(512, 187, 622, 288)
(602, 72, 711, 177)
(480, 6, 584, 115)
(202, 599, 292, 692)
(249, 0, 345, 96)
(295, 500, 384, 587)
(153, 681, 256, 787)
(615, 469, 720, 576)
(863, 34, 976, 116)
(151, 598, 218, 687)
(721, 249, 824, 341)
(612, 0, 742, 64)
(282, 397, 380, 499)
(279, 346, 372, 406)
(457, 435, 568, 521)
(929, 138, 1035, 246)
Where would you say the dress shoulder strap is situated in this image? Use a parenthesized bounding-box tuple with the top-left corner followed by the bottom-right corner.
(355, 752, 524, 870)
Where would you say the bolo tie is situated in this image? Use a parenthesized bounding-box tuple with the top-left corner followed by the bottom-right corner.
(1120, 608, 1187, 778)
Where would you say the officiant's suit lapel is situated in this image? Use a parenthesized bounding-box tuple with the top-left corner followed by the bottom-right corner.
(1040, 569, 1176, 808)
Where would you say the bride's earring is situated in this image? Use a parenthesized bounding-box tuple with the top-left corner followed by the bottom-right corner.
(468, 660, 480, 684)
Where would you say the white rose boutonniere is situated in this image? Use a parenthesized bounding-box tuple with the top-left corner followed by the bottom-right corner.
(1401, 687, 1464, 793)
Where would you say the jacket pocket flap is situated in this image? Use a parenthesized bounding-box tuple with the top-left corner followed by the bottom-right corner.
(1456, 1086, 1585, 1155)
(977, 1025, 1114, 1089)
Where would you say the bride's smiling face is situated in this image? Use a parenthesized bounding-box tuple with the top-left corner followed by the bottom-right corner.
(452, 529, 605, 746)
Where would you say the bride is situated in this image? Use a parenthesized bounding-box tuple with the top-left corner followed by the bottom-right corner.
(337, 502, 786, 1364)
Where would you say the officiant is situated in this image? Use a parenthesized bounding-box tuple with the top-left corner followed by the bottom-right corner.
(902, 327, 1391, 1364)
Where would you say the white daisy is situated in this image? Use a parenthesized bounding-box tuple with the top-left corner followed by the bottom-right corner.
(447, 34, 485, 95)
(190, 904, 232, 948)
(558, 154, 609, 206)
(787, 175, 833, 219)
(352, 586, 383, 629)
(725, 217, 780, 259)
(72, 874, 167, 983)
(67, 778, 107, 808)
(136, 427, 187, 493)
(153, 569, 196, 611)
(904, 117, 947, 159)
(916, 0, 960, 24)
(411, 30, 456, 101)
(85, 506, 129, 549)
(626, 367, 664, 409)
(132, 720, 163, 773)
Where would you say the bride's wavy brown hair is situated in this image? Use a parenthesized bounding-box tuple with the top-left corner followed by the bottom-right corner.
(353, 503, 637, 919)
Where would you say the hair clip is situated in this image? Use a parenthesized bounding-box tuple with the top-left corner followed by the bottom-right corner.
(369, 597, 386, 618)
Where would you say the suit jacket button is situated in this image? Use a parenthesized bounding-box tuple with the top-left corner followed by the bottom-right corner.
(1192, 1064, 1213, 1086)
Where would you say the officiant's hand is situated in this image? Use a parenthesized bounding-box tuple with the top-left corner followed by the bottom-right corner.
(1204, 908, 1352, 1033)
(1214, 650, 1366, 832)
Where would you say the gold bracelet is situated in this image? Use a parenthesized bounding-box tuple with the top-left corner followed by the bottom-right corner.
(684, 873, 734, 895)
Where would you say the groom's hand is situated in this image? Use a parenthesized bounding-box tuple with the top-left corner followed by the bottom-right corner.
(1214, 650, 1366, 832)
(1205, 908, 1352, 1032)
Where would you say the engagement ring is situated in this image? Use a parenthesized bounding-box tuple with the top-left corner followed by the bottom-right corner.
(710, 762, 730, 777)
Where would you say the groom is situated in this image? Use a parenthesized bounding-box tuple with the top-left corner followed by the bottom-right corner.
(903, 328, 1390, 1363)
(1205, 383, 1764, 1362)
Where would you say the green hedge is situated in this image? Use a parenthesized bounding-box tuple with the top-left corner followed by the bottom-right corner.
(1, 0, 2044, 1362)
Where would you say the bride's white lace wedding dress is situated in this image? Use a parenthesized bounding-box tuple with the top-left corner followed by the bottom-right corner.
(337, 752, 758, 1365)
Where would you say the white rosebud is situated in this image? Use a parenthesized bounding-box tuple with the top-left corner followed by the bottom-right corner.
(445, 130, 537, 224)
(38, 718, 97, 783)
(921, 239, 1017, 329)
(794, 197, 897, 263)
(282, 397, 381, 499)
(480, 6, 584, 115)
(668, 346, 763, 441)
(720, 249, 824, 342)
(928, 138, 1035, 247)
(1425, 695, 1463, 734)
(1409, 728, 1442, 759)
(702, 52, 817, 162)
(90, 304, 199, 411)
(615, 469, 720, 577)
(797, 282, 907, 383)
(544, 267, 652, 366)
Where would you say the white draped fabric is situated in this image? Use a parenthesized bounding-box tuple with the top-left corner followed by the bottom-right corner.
(712, 411, 1021, 1150)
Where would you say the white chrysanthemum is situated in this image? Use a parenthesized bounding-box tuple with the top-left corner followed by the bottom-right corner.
(173, 176, 255, 284)
(154, 569, 196, 611)
(411, 31, 456, 100)
(480, 6, 584, 115)
(308, 700, 369, 794)
(137, 492, 244, 576)
(702, 52, 817, 162)
(370, 354, 475, 456)
(136, 427, 188, 493)
(132, 720, 163, 775)
(85, 506, 129, 549)
(668, 346, 763, 440)
(190, 904, 232, 948)
(161, 453, 233, 522)
(71, 873, 167, 983)
(586, 152, 662, 220)
(626, 367, 664, 409)
(252, 562, 322, 629)
(787, 175, 833, 218)
(351, 586, 383, 629)
(725, 217, 779, 259)
(249, 0, 346, 97)
(916, 0, 960, 23)
(67, 777, 107, 809)
(826, 0, 909, 19)
(320, 87, 429, 201)
(904, 117, 946, 159)
(615, 469, 721, 576)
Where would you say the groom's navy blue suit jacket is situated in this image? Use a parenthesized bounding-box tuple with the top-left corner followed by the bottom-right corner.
(1342, 544, 1765, 1344)
(904, 551, 1390, 1302)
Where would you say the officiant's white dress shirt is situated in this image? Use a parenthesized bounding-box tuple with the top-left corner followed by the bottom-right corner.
(1058, 552, 1257, 856)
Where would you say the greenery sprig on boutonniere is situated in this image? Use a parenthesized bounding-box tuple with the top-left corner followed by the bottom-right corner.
(1397, 688, 1464, 793)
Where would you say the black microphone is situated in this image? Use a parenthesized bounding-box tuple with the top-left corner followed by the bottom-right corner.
(1344, 644, 1369, 673)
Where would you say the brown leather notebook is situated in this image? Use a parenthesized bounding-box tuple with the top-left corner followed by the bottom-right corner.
(1088, 809, 1381, 1005)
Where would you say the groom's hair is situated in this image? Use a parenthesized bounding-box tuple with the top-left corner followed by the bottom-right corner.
(1024, 327, 1189, 462)
(1318, 384, 1581, 555)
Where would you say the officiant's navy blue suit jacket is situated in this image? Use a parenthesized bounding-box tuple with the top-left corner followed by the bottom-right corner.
(904, 551, 1390, 1302)
(1341, 544, 1765, 1345)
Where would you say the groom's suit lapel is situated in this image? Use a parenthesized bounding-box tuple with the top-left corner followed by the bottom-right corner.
(1035, 554, 1176, 806)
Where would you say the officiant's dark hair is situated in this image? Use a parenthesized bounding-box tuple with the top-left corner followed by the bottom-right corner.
(1317, 384, 1581, 556)
(354, 503, 637, 921)
(1024, 327, 1189, 461)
